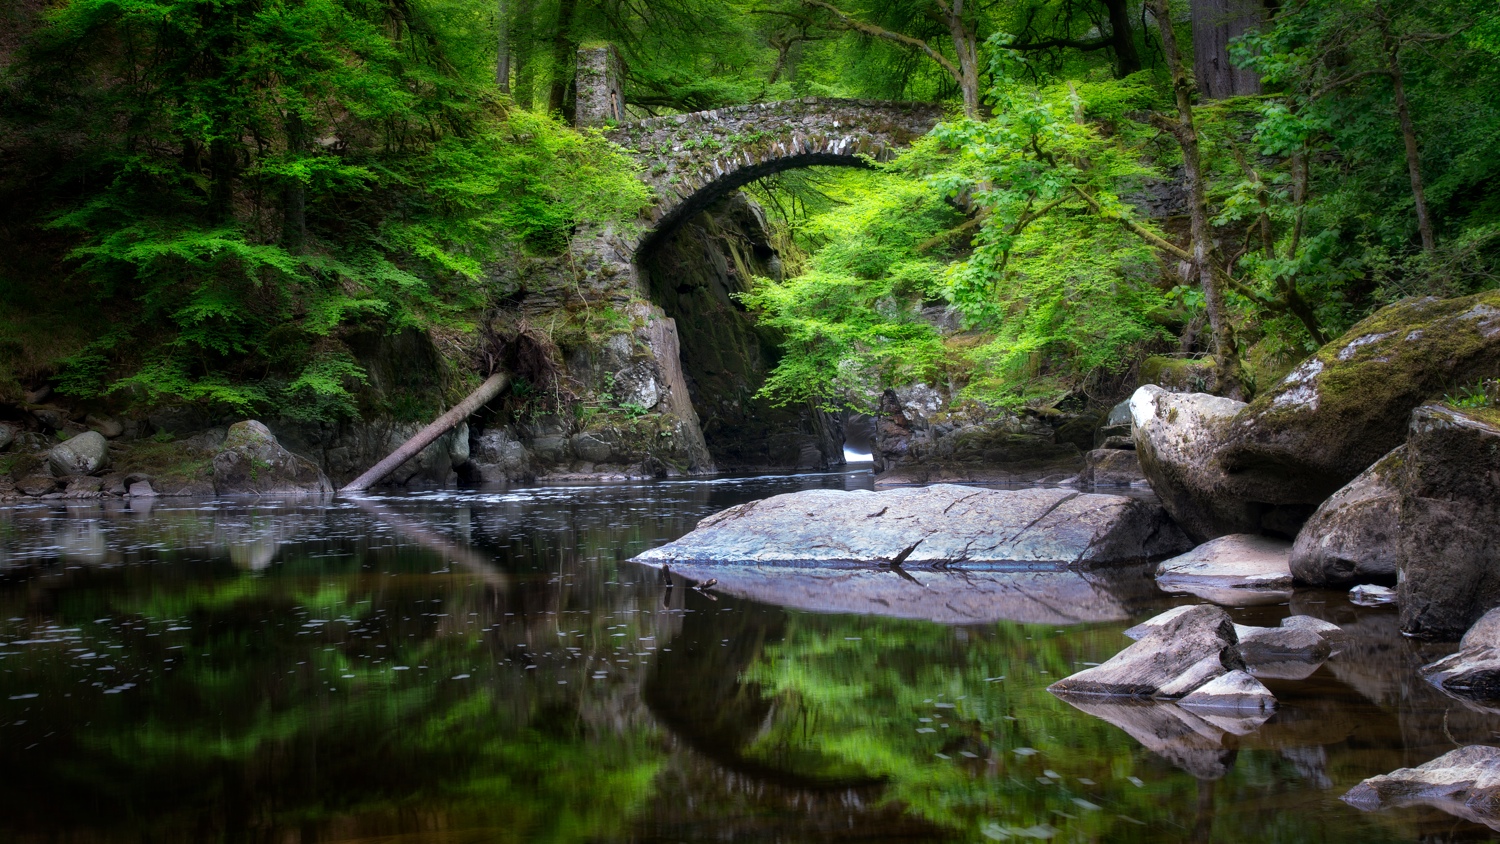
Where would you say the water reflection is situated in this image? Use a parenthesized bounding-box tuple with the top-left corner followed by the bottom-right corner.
(0, 473, 1494, 841)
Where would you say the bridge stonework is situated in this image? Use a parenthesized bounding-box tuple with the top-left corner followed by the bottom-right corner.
(603, 98, 946, 254)
(563, 97, 944, 474)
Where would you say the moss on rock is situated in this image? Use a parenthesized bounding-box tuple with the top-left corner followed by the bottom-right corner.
(1219, 291, 1500, 504)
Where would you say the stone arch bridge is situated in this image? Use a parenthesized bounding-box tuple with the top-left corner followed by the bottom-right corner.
(603, 98, 947, 254)
(563, 60, 948, 475)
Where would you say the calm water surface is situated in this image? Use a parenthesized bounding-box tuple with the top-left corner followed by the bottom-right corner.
(0, 470, 1493, 842)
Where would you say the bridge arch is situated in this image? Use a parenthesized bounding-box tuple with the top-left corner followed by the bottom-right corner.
(604, 98, 946, 255)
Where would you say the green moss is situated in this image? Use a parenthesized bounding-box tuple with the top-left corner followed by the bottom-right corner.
(115, 441, 213, 485)
(1140, 356, 1215, 393)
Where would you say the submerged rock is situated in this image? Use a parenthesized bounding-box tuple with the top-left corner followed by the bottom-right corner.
(1047, 605, 1245, 699)
(1154, 534, 1294, 605)
(1397, 405, 1500, 639)
(1220, 291, 1500, 505)
(47, 430, 109, 476)
(1129, 385, 1259, 541)
(211, 420, 332, 496)
(1423, 608, 1500, 702)
(1343, 745, 1500, 831)
(1289, 447, 1403, 586)
(633, 484, 1190, 568)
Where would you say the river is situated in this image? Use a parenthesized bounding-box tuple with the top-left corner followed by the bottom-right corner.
(0, 470, 1490, 841)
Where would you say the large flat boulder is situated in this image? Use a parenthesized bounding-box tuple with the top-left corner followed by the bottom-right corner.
(1219, 291, 1500, 504)
(1343, 745, 1500, 831)
(1288, 446, 1403, 586)
(212, 420, 332, 496)
(1154, 534, 1294, 605)
(1047, 605, 1252, 699)
(1129, 385, 1260, 541)
(1396, 405, 1500, 639)
(633, 484, 1190, 568)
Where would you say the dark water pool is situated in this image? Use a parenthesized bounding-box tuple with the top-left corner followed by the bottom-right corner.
(0, 471, 1492, 842)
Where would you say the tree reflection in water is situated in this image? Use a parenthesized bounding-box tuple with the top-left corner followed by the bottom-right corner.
(0, 475, 1493, 842)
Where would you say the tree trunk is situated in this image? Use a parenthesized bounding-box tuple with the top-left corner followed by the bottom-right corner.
(282, 111, 306, 254)
(940, 0, 981, 117)
(513, 0, 533, 108)
(1101, 0, 1142, 76)
(496, 0, 511, 93)
(1190, 0, 1264, 98)
(547, 0, 577, 117)
(341, 372, 510, 494)
(1386, 39, 1435, 252)
(1149, 0, 1242, 396)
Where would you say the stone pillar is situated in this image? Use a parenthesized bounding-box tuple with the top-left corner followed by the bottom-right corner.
(574, 44, 626, 127)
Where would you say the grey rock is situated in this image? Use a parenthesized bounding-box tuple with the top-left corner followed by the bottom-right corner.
(0, 422, 16, 450)
(1422, 608, 1500, 701)
(47, 431, 110, 476)
(1155, 534, 1294, 605)
(86, 414, 124, 438)
(1221, 291, 1500, 505)
(448, 421, 470, 466)
(1047, 605, 1244, 699)
(1279, 615, 1343, 638)
(31, 406, 69, 430)
(472, 428, 532, 482)
(1083, 448, 1144, 487)
(99, 473, 129, 496)
(1397, 405, 1500, 638)
(1343, 745, 1500, 831)
(17, 475, 58, 496)
(1289, 446, 1403, 586)
(1130, 386, 1259, 542)
(211, 420, 332, 496)
(1177, 669, 1276, 714)
(1350, 583, 1397, 606)
(1094, 398, 1134, 448)
(1235, 624, 1331, 667)
(127, 481, 157, 498)
(634, 484, 1190, 568)
(1100, 435, 1135, 450)
(571, 432, 613, 463)
(531, 435, 570, 464)
(64, 476, 104, 498)
(1122, 604, 1197, 640)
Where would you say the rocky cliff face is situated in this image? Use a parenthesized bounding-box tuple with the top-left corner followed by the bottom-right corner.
(639, 193, 845, 472)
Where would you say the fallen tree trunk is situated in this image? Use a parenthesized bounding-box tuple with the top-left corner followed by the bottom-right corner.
(341, 372, 510, 494)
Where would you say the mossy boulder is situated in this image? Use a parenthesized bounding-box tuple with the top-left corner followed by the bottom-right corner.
(211, 420, 332, 496)
(1219, 292, 1500, 504)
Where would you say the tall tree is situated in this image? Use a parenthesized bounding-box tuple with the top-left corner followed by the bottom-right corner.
(802, 0, 983, 117)
(1147, 0, 1241, 392)
(1191, 0, 1265, 98)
